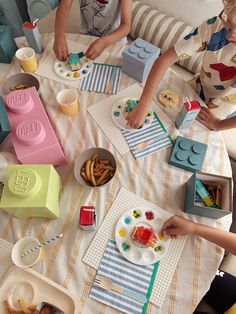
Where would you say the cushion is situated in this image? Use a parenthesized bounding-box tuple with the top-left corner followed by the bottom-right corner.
(130, 0, 203, 74)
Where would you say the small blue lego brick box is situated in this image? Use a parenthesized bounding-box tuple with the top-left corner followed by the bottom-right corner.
(79, 206, 96, 231)
(122, 38, 160, 82)
(185, 171, 232, 219)
(0, 96, 11, 144)
(168, 136, 207, 172)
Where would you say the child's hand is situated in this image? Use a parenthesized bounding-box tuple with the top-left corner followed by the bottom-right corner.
(85, 37, 107, 60)
(53, 36, 69, 61)
(160, 215, 196, 238)
(196, 107, 221, 131)
(126, 105, 148, 129)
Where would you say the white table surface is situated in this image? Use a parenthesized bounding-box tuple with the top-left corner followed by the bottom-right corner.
(0, 33, 232, 314)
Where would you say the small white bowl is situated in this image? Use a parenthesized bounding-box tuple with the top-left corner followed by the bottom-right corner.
(2, 73, 40, 95)
(7, 281, 35, 312)
(74, 147, 117, 188)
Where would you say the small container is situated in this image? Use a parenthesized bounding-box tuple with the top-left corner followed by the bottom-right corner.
(79, 206, 96, 231)
(175, 100, 201, 130)
(56, 89, 79, 116)
(22, 21, 44, 54)
(15, 47, 38, 73)
(7, 281, 35, 312)
(2, 72, 40, 95)
(11, 236, 44, 268)
(34, 301, 64, 314)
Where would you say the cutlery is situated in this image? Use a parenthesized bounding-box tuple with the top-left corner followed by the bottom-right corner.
(94, 276, 147, 303)
(134, 132, 167, 151)
(105, 67, 117, 94)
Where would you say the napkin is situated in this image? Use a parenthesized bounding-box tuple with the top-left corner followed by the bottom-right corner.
(79, 64, 122, 94)
(0, 237, 13, 281)
(121, 112, 173, 160)
(89, 239, 159, 314)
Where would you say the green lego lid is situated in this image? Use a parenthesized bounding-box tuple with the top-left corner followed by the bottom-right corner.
(8, 168, 41, 198)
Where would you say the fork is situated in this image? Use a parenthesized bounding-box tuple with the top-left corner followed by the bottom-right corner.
(94, 276, 147, 303)
(133, 132, 167, 151)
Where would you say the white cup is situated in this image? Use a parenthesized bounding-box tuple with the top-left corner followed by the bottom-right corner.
(11, 236, 44, 268)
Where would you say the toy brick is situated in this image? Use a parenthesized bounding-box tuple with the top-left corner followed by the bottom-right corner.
(0, 96, 11, 144)
(168, 136, 207, 172)
(175, 100, 201, 130)
(0, 164, 62, 219)
(79, 206, 96, 231)
(185, 171, 232, 219)
(3, 87, 66, 165)
(0, 25, 17, 64)
(122, 38, 160, 82)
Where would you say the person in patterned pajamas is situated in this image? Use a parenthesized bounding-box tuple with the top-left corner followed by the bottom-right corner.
(126, 0, 236, 132)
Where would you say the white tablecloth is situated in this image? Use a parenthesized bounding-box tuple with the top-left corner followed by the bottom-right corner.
(0, 33, 232, 314)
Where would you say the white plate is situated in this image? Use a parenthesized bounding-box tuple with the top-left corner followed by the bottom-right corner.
(0, 266, 78, 313)
(115, 207, 171, 266)
(111, 97, 153, 132)
(54, 56, 93, 80)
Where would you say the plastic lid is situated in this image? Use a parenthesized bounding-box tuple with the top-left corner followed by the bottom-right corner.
(129, 46, 139, 54)
(179, 140, 191, 150)
(5, 90, 33, 114)
(175, 151, 187, 161)
(192, 144, 203, 154)
(16, 119, 45, 145)
(135, 40, 145, 48)
(189, 155, 200, 165)
(8, 168, 41, 198)
(138, 51, 150, 59)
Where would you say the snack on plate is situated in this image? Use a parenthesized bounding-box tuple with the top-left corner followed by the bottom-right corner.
(158, 88, 179, 108)
(125, 99, 138, 113)
(4, 298, 36, 314)
(34, 302, 64, 314)
(68, 53, 81, 71)
(10, 83, 30, 91)
(80, 154, 115, 187)
(132, 225, 158, 248)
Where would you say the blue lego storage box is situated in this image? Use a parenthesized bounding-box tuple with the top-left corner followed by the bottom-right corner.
(0, 96, 11, 144)
(185, 171, 233, 219)
(122, 38, 160, 82)
(0, 25, 17, 64)
(169, 136, 207, 172)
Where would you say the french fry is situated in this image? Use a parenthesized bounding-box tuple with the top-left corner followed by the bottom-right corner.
(90, 160, 97, 187)
(81, 171, 89, 181)
(99, 160, 110, 164)
(85, 159, 91, 181)
(96, 169, 109, 185)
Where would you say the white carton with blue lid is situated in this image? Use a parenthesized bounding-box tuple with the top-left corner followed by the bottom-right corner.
(122, 38, 160, 82)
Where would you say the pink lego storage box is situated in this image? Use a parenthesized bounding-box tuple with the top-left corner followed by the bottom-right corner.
(3, 87, 66, 165)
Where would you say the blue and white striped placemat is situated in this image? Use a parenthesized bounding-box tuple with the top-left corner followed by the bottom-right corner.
(90, 239, 158, 314)
(122, 112, 173, 160)
(79, 64, 122, 94)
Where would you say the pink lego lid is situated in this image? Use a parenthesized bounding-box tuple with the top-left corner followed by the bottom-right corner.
(15, 119, 46, 146)
(5, 90, 33, 114)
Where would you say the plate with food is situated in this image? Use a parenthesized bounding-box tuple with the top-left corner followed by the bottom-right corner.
(111, 97, 153, 132)
(54, 52, 93, 80)
(115, 207, 171, 266)
(0, 266, 78, 314)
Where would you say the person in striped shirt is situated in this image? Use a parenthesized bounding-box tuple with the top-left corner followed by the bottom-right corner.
(126, 0, 236, 132)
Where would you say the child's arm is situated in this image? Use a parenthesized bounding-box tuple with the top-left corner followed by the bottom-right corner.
(53, 0, 73, 61)
(161, 215, 236, 255)
(197, 107, 236, 130)
(86, 0, 132, 60)
(126, 47, 179, 129)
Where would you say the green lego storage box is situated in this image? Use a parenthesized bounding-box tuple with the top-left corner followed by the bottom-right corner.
(0, 164, 62, 219)
(185, 171, 233, 219)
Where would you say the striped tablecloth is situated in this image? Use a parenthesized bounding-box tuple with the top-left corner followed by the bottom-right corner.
(0, 33, 232, 314)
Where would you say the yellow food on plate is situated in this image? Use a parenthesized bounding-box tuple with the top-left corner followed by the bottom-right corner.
(158, 88, 179, 108)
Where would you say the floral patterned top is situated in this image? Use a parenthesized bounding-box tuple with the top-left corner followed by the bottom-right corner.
(174, 16, 236, 117)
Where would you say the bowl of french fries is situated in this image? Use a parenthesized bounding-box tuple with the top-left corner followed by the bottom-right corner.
(2, 72, 40, 95)
(74, 147, 117, 188)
